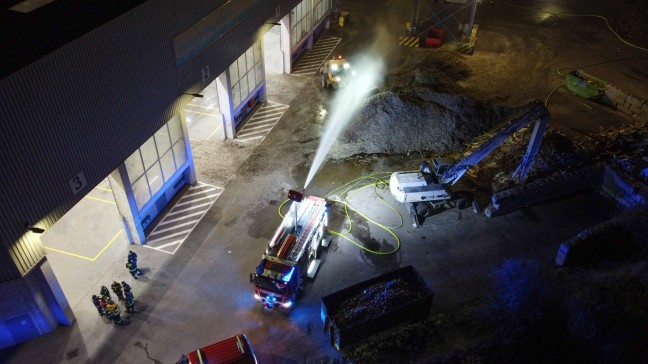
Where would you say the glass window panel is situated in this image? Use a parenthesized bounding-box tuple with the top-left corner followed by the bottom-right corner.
(124, 149, 144, 183)
(132, 175, 150, 210)
(240, 73, 249, 99)
(154, 124, 172, 156)
(232, 83, 241, 109)
(173, 139, 187, 168)
(248, 71, 256, 94)
(147, 162, 164, 196)
(229, 62, 239, 83)
(255, 63, 263, 88)
(238, 57, 246, 81)
(246, 48, 254, 72)
(168, 115, 183, 144)
(254, 41, 262, 64)
(140, 136, 158, 171)
(160, 149, 176, 182)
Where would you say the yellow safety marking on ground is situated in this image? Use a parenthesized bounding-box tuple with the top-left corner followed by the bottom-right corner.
(84, 195, 116, 204)
(207, 124, 222, 140)
(94, 186, 112, 192)
(184, 110, 218, 117)
(399, 36, 419, 48)
(44, 230, 123, 261)
(187, 103, 217, 110)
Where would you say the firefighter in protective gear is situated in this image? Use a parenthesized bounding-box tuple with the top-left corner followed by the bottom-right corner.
(99, 297, 108, 316)
(121, 281, 132, 293)
(128, 250, 138, 265)
(124, 290, 136, 313)
(91, 295, 103, 316)
(111, 281, 124, 301)
(105, 300, 123, 325)
(100, 285, 111, 302)
(126, 262, 142, 279)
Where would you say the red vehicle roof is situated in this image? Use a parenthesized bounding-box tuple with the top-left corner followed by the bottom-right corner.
(187, 334, 256, 364)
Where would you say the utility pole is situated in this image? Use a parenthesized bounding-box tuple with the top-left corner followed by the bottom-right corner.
(410, 0, 420, 34)
(466, 0, 479, 40)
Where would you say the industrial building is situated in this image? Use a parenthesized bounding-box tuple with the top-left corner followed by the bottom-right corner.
(0, 0, 334, 349)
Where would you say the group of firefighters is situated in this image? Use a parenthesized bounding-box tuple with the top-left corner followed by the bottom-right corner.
(90, 251, 140, 325)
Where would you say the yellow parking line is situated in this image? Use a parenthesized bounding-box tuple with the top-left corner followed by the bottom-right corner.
(92, 230, 123, 260)
(187, 103, 217, 110)
(44, 246, 95, 261)
(208, 124, 222, 140)
(85, 195, 116, 204)
(94, 186, 112, 192)
(44, 230, 124, 261)
(184, 110, 218, 117)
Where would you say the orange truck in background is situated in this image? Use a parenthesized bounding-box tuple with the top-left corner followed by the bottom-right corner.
(177, 334, 257, 364)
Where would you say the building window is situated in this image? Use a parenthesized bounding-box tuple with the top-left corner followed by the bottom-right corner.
(290, 0, 331, 48)
(125, 115, 186, 210)
(229, 40, 263, 110)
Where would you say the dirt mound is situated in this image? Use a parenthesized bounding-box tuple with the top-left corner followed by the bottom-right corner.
(329, 51, 533, 159)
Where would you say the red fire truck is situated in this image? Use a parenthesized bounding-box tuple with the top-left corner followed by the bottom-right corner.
(250, 192, 330, 310)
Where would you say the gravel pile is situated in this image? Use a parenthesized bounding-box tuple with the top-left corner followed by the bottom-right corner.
(330, 51, 530, 160)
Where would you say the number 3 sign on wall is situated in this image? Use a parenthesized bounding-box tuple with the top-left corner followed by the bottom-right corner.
(68, 171, 87, 195)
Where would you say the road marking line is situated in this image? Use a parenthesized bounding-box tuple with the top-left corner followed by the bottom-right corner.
(84, 195, 116, 204)
(187, 103, 218, 110)
(146, 229, 193, 244)
(152, 240, 183, 250)
(158, 211, 206, 225)
(44, 230, 123, 261)
(185, 110, 218, 117)
(208, 124, 222, 140)
(144, 245, 174, 254)
(167, 201, 214, 216)
(148, 220, 197, 236)
(176, 193, 221, 206)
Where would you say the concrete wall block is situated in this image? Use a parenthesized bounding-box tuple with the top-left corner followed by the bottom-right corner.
(605, 86, 627, 105)
(625, 94, 644, 109)
(638, 103, 648, 119)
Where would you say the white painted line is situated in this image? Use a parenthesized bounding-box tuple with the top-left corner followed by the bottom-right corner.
(152, 240, 183, 250)
(176, 193, 221, 206)
(149, 220, 197, 236)
(146, 229, 193, 244)
(167, 201, 214, 216)
(143, 245, 174, 255)
(157, 211, 206, 225)
(184, 187, 218, 197)
(237, 135, 265, 142)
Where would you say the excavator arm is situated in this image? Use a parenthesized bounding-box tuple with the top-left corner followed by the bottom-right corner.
(439, 103, 550, 185)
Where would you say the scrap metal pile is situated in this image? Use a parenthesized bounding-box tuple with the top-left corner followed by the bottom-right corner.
(575, 123, 648, 185)
(331, 278, 427, 329)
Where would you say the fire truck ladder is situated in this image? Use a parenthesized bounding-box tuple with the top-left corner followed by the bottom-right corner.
(288, 199, 325, 278)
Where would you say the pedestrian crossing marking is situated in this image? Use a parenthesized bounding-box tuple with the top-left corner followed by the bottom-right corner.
(292, 36, 342, 76)
(399, 36, 420, 48)
(235, 101, 288, 143)
(144, 182, 223, 255)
